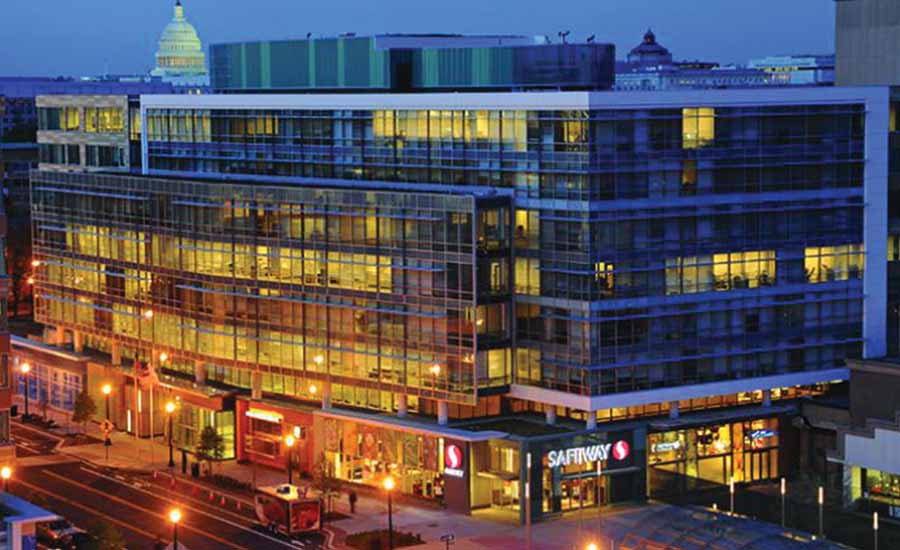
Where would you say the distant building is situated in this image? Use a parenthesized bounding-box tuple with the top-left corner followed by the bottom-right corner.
(748, 55, 835, 86)
(150, 0, 209, 87)
(836, 0, 900, 86)
(615, 30, 790, 91)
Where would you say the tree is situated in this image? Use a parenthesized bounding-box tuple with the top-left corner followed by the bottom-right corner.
(196, 425, 224, 475)
(311, 452, 342, 515)
(71, 391, 97, 435)
(84, 519, 126, 550)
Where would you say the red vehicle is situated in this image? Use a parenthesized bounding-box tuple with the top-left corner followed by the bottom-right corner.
(254, 484, 323, 535)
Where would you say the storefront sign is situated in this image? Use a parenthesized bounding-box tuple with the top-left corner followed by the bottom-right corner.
(750, 429, 777, 440)
(444, 444, 465, 478)
(246, 408, 283, 423)
(651, 440, 682, 453)
(547, 440, 630, 468)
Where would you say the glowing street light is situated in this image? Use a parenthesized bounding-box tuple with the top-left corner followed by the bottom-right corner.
(30, 260, 40, 268)
(383, 476, 396, 550)
(585, 544, 598, 550)
(165, 401, 176, 468)
(102, 383, 112, 421)
(142, 309, 154, 319)
(1, 466, 11, 492)
(20, 363, 31, 419)
(159, 352, 169, 364)
(169, 508, 182, 549)
(309, 384, 317, 396)
(284, 435, 296, 485)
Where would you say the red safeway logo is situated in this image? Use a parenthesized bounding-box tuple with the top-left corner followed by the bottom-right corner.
(445, 444, 463, 469)
(611, 440, 630, 461)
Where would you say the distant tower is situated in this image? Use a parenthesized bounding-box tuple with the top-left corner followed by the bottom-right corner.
(626, 28, 674, 67)
(151, 0, 209, 86)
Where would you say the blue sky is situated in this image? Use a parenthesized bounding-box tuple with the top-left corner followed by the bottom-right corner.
(0, 0, 835, 76)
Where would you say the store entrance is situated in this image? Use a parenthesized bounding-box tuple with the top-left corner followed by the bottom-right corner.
(744, 449, 775, 482)
(558, 476, 607, 512)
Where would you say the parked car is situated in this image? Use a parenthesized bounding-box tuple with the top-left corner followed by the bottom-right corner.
(37, 520, 83, 543)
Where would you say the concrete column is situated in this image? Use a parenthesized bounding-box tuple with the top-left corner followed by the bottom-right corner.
(397, 394, 408, 418)
(669, 401, 680, 419)
(586, 412, 597, 431)
(194, 360, 206, 385)
(55, 326, 67, 347)
(110, 342, 121, 366)
(321, 380, 332, 409)
(762, 389, 772, 408)
(546, 407, 557, 425)
(251, 371, 262, 400)
(437, 400, 449, 426)
(72, 330, 84, 353)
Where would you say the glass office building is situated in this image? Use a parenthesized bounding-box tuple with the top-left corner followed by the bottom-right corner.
(30, 84, 891, 520)
(209, 35, 615, 92)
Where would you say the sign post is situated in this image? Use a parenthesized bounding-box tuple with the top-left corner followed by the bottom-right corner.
(440, 534, 455, 550)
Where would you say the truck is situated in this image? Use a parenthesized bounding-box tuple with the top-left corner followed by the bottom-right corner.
(254, 484, 323, 535)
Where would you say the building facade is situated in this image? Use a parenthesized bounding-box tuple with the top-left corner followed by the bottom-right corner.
(748, 55, 836, 86)
(29, 78, 891, 521)
(836, 0, 900, 86)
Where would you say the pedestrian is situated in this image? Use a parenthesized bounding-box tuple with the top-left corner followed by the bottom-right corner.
(349, 489, 358, 514)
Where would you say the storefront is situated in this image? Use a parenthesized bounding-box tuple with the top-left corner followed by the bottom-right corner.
(236, 397, 315, 475)
(647, 416, 781, 497)
(151, 376, 237, 461)
(12, 337, 86, 415)
(523, 428, 645, 522)
(312, 409, 506, 515)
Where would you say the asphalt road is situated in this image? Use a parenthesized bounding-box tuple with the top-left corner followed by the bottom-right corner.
(11, 421, 326, 550)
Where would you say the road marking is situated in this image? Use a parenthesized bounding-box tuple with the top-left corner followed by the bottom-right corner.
(61, 467, 298, 549)
(41, 469, 251, 550)
(15, 478, 160, 541)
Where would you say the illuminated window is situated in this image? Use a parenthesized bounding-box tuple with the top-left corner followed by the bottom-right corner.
(595, 262, 614, 295)
(805, 245, 864, 283)
(514, 257, 540, 295)
(682, 107, 715, 149)
(682, 159, 697, 194)
(890, 235, 900, 262)
(667, 250, 775, 295)
(63, 108, 80, 131)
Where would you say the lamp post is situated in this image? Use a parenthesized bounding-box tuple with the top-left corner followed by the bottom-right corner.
(1, 466, 11, 492)
(169, 508, 181, 550)
(729, 477, 735, 515)
(383, 476, 396, 550)
(585, 544, 598, 550)
(284, 435, 296, 485)
(165, 401, 176, 468)
(20, 363, 31, 419)
(817, 486, 824, 539)
(874, 511, 879, 550)
(780, 478, 786, 528)
(102, 383, 112, 421)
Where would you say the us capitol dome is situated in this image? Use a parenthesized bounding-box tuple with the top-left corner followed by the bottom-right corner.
(151, 0, 209, 86)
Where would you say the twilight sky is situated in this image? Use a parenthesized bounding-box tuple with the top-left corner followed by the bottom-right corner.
(0, 0, 835, 77)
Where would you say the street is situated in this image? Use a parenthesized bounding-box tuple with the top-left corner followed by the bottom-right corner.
(11, 421, 326, 550)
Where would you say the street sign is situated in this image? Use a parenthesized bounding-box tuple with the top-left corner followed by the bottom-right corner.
(440, 534, 455, 543)
(100, 420, 114, 434)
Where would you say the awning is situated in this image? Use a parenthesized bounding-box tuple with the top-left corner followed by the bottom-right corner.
(314, 407, 507, 443)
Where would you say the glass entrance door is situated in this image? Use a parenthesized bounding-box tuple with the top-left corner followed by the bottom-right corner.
(559, 477, 604, 512)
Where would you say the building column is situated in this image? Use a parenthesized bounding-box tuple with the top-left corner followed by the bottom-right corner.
(55, 326, 67, 347)
(321, 380, 332, 410)
(194, 360, 206, 385)
(546, 407, 557, 425)
(397, 394, 408, 418)
(437, 401, 449, 426)
(585, 411, 597, 431)
(72, 330, 84, 353)
(251, 371, 262, 401)
(110, 341, 121, 366)
(762, 389, 772, 408)
(669, 401, 680, 419)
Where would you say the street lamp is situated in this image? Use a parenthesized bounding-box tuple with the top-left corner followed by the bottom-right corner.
(729, 476, 735, 515)
(142, 309, 154, 319)
(383, 476, 396, 550)
(159, 352, 169, 364)
(309, 384, 317, 396)
(102, 383, 112, 421)
(818, 486, 824, 539)
(874, 511, 879, 550)
(169, 508, 181, 550)
(30, 260, 41, 268)
(1, 466, 11, 492)
(165, 401, 176, 468)
(780, 478, 787, 528)
(20, 363, 31, 419)
(284, 435, 296, 485)
(585, 544, 598, 550)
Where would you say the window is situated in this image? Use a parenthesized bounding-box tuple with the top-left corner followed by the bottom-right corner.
(666, 250, 775, 295)
(38, 107, 61, 130)
(85, 145, 123, 167)
(63, 107, 80, 131)
(66, 145, 80, 166)
(514, 257, 540, 295)
(682, 107, 715, 149)
(805, 245, 864, 283)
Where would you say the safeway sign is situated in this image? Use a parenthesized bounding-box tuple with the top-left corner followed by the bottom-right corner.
(547, 440, 630, 468)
